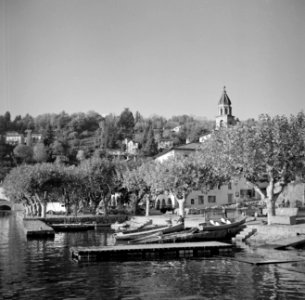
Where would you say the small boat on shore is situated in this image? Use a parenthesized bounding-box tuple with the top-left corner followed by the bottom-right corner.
(198, 216, 246, 232)
(113, 222, 184, 241)
(132, 217, 246, 244)
(111, 219, 153, 232)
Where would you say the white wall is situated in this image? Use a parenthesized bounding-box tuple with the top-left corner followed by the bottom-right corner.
(185, 177, 261, 208)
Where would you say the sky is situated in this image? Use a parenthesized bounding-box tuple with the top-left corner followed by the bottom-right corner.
(0, 0, 305, 121)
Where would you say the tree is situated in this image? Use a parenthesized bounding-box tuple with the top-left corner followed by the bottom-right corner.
(13, 144, 33, 164)
(2, 163, 83, 217)
(142, 125, 158, 156)
(124, 155, 224, 217)
(122, 161, 154, 214)
(201, 112, 305, 224)
(2, 164, 36, 215)
(33, 143, 48, 163)
(42, 124, 55, 147)
(79, 157, 119, 214)
(117, 108, 135, 140)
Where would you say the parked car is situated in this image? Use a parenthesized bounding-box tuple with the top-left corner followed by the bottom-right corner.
(46, 202, 66, 215)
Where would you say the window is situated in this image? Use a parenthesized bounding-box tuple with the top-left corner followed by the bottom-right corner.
(190, 199, 195, 205)
(198, 195, 204, 204)
(208, 196, 216, 203)
(228, 182, 232, 190)
(218, 184, 221, 190)
(228, 194, 233, 204)
(240, 189, 253, 198)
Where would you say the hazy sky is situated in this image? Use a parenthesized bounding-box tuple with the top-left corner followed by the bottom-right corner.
(1, 0, 304, 121)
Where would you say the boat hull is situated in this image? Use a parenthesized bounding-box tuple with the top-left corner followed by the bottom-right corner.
(133, 217, 246, 244)
(114, 223, 184, 241)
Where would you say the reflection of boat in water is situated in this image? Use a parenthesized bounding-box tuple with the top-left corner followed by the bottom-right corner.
(132, 217, 246, 244)
(113, 222, 184, 241)
(51, 223, 95, 231)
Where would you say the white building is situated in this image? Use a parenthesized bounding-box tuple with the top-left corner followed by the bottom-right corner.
(124, 139, 139, 155)
(5, 131, 24, 145)
(154, 142, 200, 163)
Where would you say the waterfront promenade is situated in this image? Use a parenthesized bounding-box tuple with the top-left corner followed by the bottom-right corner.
(127, 213, 305, 247)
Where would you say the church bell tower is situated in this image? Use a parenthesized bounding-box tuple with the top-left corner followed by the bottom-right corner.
(215, 86, 236, 129)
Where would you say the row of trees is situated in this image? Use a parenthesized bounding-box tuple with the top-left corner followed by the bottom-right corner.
(3, 112, 305, 224)
(3, 157, 132, 217)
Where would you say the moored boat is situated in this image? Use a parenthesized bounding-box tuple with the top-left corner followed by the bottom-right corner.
(111, 219, 153, 232)
(198, 216, 246, 232)
(132, 216, 246, 244)
(113, 222, 184, 241)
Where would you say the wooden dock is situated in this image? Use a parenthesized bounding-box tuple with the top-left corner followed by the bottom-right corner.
(70, 241, 233, 262)
(23, 220, 55, 238)
(274, 235, 305, 249)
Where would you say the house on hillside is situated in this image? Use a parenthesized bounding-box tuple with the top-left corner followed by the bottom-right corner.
(123, 139, 139, 155)
(157, 139, 174, 151)
(171, 125, 182, 133)
(5, 131, 24, 145)
(154, 142, 201, 163)
(199, 133, 212, 143)
(5, 131, 42, 146)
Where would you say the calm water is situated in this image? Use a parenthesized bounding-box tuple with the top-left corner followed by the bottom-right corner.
(1, 212, 305, 300)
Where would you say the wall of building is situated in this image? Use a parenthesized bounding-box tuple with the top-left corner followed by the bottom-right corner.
(185, 177, 261, 209)
(277, 181, 305, 208)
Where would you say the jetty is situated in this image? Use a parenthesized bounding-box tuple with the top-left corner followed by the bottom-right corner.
(70, 241, 233, 262)
(23, 219, 55, 238)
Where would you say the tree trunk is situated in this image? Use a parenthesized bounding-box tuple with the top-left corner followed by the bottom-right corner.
(145, 195, 150, 217)
(41, 202, 46, 218)
(175, 193, 186, 217)
(266, 178, 284, 225)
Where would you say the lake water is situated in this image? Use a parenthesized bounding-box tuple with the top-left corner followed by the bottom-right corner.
(1, 212, 305, 300)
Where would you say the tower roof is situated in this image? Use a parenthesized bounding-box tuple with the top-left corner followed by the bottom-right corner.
(218, 86, 231, 106)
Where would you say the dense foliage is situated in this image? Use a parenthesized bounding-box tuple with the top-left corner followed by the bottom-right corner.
(200, 112, 305, 223)
(0, 109, 214, 180)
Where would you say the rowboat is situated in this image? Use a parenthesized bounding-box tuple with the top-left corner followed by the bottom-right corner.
(131, 217, 246, 244)
(111, 219, 153, 232)
(113, 222, 184, 241)
(198, 216, 246, 232)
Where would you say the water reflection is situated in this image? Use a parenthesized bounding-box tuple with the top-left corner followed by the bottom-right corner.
(1, 212, 305, 299)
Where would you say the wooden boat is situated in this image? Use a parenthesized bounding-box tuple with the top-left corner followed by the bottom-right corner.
(132, 217, 246, 244)
(113, 222, 184, 241)
(111, 219, 153, 232)
(198, 216, 246, 232)
(132, 227, 198, 244)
